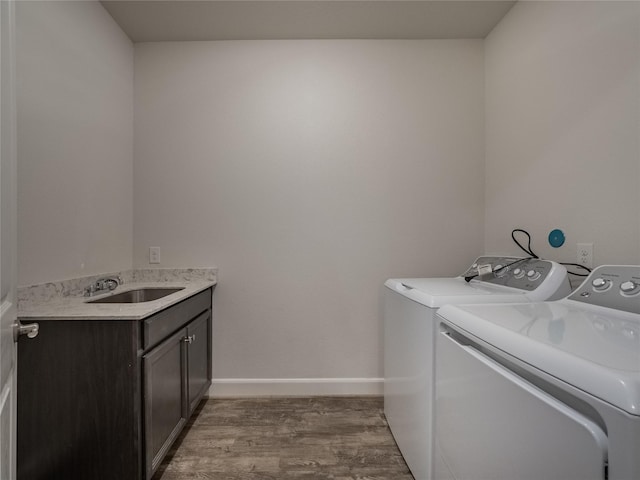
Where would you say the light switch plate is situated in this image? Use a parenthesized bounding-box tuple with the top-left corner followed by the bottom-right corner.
(149, 246, 161, 264)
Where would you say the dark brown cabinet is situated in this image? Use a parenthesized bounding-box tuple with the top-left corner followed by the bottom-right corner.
(143, 311, 211, 478)
(186, 313, 210, 415)
(17, 287, 213, 480)
(144, 326, 188, 478)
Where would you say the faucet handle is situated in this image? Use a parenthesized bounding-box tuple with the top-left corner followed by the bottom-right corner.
(84, 276, 121, 296)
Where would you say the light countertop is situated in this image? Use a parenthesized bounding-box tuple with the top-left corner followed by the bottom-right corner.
(18, 280, 216, 321)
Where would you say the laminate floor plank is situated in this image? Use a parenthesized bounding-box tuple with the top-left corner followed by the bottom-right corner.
(153, 396, 414, 480)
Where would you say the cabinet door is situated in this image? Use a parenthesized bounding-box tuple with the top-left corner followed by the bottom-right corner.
(17, 320, 140, 480)
(143, 328, 188, 479)
(186, 312, 211, 415)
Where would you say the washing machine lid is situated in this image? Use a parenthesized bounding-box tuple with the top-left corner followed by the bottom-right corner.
(384, 277, 531, 308)
(438, 301, 640, 416)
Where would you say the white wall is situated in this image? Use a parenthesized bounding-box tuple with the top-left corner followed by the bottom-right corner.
(485, 1, 640, 266)
(17, 0, 134, 286)
(17, 0, 639, 395)
(134, 40, 485, 393)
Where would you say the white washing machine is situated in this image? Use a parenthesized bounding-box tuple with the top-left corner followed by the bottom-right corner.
(383, 256, 570, 480)
(435, 265, 640, 480)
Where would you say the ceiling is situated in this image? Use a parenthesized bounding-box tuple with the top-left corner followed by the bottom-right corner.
(100, 0, 517, 42)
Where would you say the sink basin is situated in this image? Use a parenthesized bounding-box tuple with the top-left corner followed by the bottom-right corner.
(87, 287, 184, 304)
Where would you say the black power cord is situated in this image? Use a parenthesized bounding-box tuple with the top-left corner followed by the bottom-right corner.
(464, 257, 533, 283)
(465, 229, 592, 282)
(558, 262, 591, 277)
(512, 228, 591, 277)
(511, 229, 539, 259)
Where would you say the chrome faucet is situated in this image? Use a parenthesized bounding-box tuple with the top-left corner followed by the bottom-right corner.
(84, 276, 122, 297)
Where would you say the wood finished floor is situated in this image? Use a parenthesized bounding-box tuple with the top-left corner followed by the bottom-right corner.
(153, 396, 414, 480)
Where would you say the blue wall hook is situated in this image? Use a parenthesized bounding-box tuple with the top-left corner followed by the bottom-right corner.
(548, 229, 565, 248)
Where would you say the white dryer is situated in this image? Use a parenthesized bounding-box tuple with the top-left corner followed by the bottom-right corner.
(383, 256, 570, 480)
(435, 265, 640, 480)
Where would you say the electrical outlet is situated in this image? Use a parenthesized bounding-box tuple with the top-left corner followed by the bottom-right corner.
(149, 246, 161, 264)
(577, 243, 593, 269)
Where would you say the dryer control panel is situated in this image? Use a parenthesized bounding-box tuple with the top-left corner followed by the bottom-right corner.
(569, 265, 640, 314)
(462, 256, 563, 292)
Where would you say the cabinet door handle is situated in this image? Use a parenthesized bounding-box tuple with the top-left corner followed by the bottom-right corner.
(183, 335, 194, 344)
(14, 322, 39, 341)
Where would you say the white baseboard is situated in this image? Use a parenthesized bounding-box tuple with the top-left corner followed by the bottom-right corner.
(209, 377, 383, 397)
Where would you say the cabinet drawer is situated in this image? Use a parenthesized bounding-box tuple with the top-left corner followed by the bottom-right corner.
(143, 289, 210, 350)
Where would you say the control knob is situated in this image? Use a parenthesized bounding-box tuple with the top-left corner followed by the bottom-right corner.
(526, 270, 541, 281)
(620, 281, 640, 295)
(513, 268, 525, 279)
(494, 264, 508, 277)
(591, 278, 611, 292)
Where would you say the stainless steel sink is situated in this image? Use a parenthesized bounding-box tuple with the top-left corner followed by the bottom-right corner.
(87, 287, 184, 304)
